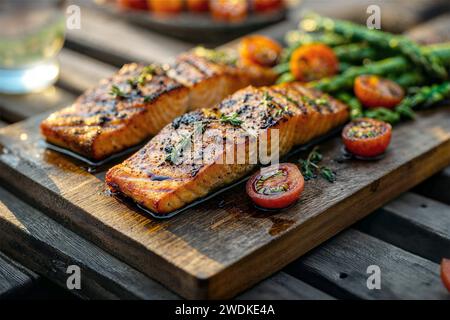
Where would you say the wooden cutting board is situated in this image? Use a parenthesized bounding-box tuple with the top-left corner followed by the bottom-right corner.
(1, 107, 449, 299)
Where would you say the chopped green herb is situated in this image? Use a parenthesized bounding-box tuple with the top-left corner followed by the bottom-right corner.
(299, 146, 336, 183)
(220, 112, 243, 126)
(320, 167, 337, 183)
(109, 85, 128, 99)
(127, 64, 159, 87)
(166, 122, 205, 164)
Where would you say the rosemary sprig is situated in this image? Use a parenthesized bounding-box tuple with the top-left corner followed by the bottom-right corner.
(262, 91, 274, 108)
(109, 85, 128, 99)
(166, 122, 205, 164)
(220, 112, 243, 126)
(299, 146, 336, 183)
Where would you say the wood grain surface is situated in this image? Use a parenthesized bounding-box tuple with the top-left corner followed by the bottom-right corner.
(0, 186, 178, 300)
(0, 107, 450, 298)
(65, 5, 192, 66)
(358, 192, 450, 263)
(286, 229, 449, 299)
(0, 88, 75, 123)
(0, 252, 37, 298)
(58, 49, 117, 95)
(414, 167, 450, 205)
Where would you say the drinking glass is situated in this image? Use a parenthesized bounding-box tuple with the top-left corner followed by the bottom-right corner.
(0, 0, 65, 94)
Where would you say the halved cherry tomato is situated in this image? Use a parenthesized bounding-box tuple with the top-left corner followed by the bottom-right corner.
(290, 43, 339, 82)
(252, 0, 284, 12)
(246, 163, 305, 209)
(342, 118, 392, 158)
(210, 0, 248, 22)
(187, 0, 209, 12)
(239, 35, 282, 68)
(118, 0, 148, 10)
(148, 0, 183, 14)
(354, 75, 405, 109)
(441, 258, 450, 292)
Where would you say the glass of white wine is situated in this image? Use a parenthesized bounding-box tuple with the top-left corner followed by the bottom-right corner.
(0, 0, 65, 94)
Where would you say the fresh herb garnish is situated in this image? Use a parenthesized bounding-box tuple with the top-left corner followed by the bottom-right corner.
(300, 95, 331, 108)
(262, 91, 274, 108)
(109, 85, 128, 99)
(220, 112, 243, 126)
(320, 167, 337, 183)
(127, 64, 158, 88)
(193, 47, 237, 66)
(299, 146, 336, 183)
(166, 122, 205, 164)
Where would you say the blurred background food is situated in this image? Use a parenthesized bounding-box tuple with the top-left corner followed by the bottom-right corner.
(93, 0, 289, 42)
(115, 0, 285, 20)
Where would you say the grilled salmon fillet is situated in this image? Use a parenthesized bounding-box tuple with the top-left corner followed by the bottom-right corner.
(106, 84, 349, 215)
(41, 48, 277, 161)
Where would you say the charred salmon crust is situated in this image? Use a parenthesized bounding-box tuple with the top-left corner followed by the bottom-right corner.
(41, 49, 277, 160)
(40, 63, 189, 160)
(106, 84, 349, 215)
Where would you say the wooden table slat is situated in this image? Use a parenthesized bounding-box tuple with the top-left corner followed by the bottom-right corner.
(405, 12, 450, 44)
(0, 186, 178, 300)
(357, 192, 450, 264)
(237, 272, 334, 300)
(65, 4, 192, 66)
(285, 229, 449, 300)
(58, 49, 117, 95)
(0, 185, 333, 300)
(414, 167, 450, 205)
(0, 87, 75, 123)
(0, 252, 36, 298)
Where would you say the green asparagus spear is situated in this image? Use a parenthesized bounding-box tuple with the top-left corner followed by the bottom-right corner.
(422, 43, 450, 68)
(333, 43, 386, 63)
(387, 71, 425, 88)
(336, 92, 364, 119)
(273, 62, 290, 75)
(396, 81, 450, 116)
(281, 31, 350, 63)
(311, 56, 410, 92)
(310, 42, 450, 93)
(302, 13, 448, 79)
(276, 72, 296, 84)
(284, 30, 349, 48)
(364, 108, 401, 124)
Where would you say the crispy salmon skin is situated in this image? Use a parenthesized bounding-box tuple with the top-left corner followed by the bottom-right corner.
(106, 84, 349, 215)
(41, 48, 276, 161)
